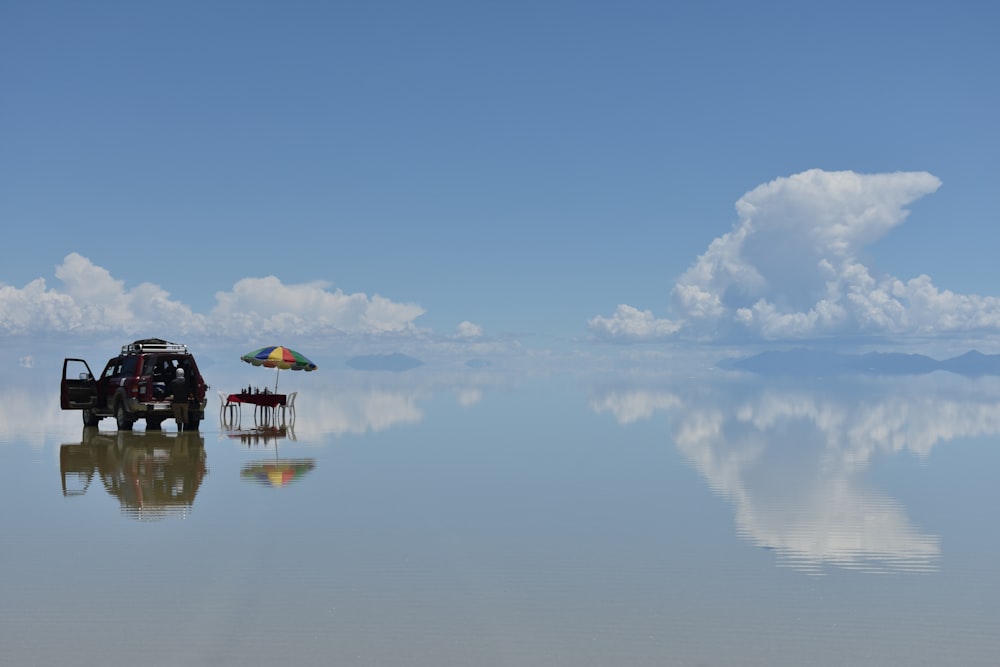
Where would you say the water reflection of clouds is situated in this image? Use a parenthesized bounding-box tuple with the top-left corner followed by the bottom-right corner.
(590, 377, 1000, 574)
(456, 387, 483, 407)
(588, 391, 681, 424)
(250, 367, 509, 438)
(211, 364, 509, 440)
(218, 391, 426, 443)
(290, 389, 425, 439)
(0, 387, 81, 446)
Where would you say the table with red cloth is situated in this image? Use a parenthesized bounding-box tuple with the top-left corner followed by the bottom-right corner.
(227, 392, 287, 408)
(226, 392, 287, 424)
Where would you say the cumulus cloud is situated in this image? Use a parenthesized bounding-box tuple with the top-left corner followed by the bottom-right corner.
(588, 304, 682, 342)
(0, 253, 425, 339)
(0, 254, 206, 336)
(455, 321, 483, 339)
(210, 275, 425, 337)
(590, 169, 1000, 343)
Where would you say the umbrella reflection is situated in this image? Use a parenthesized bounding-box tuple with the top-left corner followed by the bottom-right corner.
(60, 428, 207, 521)
(228, 424, 315, 489)
(240, 458, 316, 488)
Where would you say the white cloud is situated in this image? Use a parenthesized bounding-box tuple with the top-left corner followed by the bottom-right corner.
(0, 254, 206, 336)
(455, 321, 483, 339)
(0, 253, 425, 340)
(210, 275, 425, 336)
(588, 304, 682, 342)
(589, 168, 1000, 343)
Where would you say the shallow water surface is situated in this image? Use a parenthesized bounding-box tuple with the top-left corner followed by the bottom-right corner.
(2, 370, 999, 666)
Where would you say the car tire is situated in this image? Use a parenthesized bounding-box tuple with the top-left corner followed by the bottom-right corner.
(146, 417, 164, 430)
(82, 408, 101, 427)
(115, 401, 134, 431)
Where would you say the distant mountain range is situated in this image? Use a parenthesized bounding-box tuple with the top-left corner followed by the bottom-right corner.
(718, 349, 1000, 377)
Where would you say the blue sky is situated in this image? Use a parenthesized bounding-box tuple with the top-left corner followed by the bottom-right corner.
(2, 1, 999, 361)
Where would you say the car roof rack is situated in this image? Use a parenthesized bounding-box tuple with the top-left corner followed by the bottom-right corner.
(122, 338, 188, 355)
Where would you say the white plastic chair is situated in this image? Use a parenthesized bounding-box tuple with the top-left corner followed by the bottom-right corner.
(218, 391, 239, 426)
(280, 391, 297, 426)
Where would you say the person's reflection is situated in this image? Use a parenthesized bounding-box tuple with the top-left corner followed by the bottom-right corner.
(60, 428, 207, 520)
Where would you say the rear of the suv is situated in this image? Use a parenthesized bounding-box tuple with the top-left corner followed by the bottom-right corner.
(61, 339, 208, 431)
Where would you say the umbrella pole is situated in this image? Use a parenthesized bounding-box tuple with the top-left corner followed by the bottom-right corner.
(274, 367, 280, 393)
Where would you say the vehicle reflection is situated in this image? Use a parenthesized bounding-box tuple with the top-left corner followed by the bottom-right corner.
(60, 428, 207, 521)
(590, 376, 1000, 574)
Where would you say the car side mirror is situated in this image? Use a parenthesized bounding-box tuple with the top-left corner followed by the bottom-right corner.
(79, 372, 93, 380)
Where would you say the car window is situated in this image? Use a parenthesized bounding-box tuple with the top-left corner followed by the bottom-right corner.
(150, 358, 172, 379)
(122, 357, 138, 376)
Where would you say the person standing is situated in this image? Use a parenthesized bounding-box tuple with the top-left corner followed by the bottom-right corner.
(167, 367, 190, 431)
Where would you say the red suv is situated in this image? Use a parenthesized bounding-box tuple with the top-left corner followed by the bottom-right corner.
(61, 338, 209, 431)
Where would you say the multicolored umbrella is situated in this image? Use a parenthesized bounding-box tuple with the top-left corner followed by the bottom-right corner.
(240, 345, 317, 391)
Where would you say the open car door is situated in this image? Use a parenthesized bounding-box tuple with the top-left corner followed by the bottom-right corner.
(61, 358, 97, 410)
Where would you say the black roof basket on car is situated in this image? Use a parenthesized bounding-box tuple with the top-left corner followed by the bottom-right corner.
(122, 338, 188, 355)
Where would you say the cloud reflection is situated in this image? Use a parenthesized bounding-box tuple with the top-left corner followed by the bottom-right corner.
(591, 377, 1000, 573)
(278, 388, 424, 439)
(0, 386, 81, 447)
(213, 367, 507, 440)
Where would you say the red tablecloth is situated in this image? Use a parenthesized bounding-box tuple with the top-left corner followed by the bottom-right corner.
(227, 393, 286, 408)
